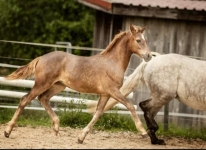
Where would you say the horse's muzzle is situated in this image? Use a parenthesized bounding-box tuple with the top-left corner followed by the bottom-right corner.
(143, 53, 152, 62)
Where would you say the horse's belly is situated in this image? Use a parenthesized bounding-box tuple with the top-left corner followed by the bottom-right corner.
(177, 81, 206, 110)
(65, 81, 102, 94)
(178, 96, 206, 110)
(63, 74, 111, 95)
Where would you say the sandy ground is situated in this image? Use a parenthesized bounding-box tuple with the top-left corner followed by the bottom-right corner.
(0, 124, 205, 149)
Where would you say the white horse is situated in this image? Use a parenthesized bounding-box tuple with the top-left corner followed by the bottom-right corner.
(87, 52, 206, 145)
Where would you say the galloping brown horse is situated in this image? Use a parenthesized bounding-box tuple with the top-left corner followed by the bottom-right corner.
(4, 23, 152, 143)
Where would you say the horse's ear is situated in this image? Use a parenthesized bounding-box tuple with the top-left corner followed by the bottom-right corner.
(141, 27, 147, 33)
(130, 23, 136, 34)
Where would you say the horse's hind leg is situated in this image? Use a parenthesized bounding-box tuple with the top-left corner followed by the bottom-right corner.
(78, 95, 110, 143)
(4, 81, 53, 138)
(139, 98, 165, 145)
(38, 82, 66, 136)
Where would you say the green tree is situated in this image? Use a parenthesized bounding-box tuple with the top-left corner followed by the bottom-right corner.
(0, 0, 94, 65)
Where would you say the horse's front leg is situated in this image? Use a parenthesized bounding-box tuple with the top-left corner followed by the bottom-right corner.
(78, 95, 109, 143)
(139, 98, 166, 145)
(109, 89, 148, 138)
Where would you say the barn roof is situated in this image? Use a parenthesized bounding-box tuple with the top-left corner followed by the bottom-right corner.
(79, 0, 206, 11)
(78, 0, 206, 21)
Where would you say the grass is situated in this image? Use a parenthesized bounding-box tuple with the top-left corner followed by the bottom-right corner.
(0, 107, 206, 141)
(0, 108, 51, 127)
(157, 123, 206, 140)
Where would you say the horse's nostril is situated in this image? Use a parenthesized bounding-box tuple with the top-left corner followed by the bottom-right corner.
(148, 53, 152, 59)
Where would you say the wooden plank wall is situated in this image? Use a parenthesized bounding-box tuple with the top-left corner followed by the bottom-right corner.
(92, 11, 123, 55)
(123, 16, 206, 128)
(92, 11, 112, 54)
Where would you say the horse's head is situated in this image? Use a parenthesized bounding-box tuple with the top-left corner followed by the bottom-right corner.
(129, 23, 152, 62)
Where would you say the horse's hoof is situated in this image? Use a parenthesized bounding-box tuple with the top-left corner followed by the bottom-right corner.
(4, 131, 10, 138)
(151, 139, 166, 145)
(78, 138, 83, 144)
(53, 129, 58, 136)
(141, 133, 149, 138)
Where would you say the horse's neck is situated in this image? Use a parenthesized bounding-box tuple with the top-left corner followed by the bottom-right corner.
(105, 37, 132, 71)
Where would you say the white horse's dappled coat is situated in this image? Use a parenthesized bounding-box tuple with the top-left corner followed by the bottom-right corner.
(144, 53, 206, 111)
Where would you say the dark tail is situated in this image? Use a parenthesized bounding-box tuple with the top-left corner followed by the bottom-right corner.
(5, 57, 41, 80)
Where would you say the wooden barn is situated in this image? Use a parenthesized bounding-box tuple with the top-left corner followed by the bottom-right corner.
(78, 0, 206, 128)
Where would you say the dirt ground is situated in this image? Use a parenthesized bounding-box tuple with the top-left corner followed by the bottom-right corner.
(0, 124, 205, 149)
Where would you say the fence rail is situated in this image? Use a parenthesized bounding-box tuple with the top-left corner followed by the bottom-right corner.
(0, 76, 134, 111)
(1, 76, 206, 119)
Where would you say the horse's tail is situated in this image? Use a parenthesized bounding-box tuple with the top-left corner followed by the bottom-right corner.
(86, 51, 161, 114)
(5, 57, 41, 80)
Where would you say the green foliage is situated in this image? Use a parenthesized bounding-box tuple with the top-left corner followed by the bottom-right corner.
(57, 99, 91, 128)
(18, 109, 51, 127)
(57, 99, 138, 131)
(0, 0, 94, 65)
(59, 109, 92, 128)
(157, 123, 206, 141)
(94, 111, 138, 132)
(0, 108, 16, 123)
(0, 108, 51, 126)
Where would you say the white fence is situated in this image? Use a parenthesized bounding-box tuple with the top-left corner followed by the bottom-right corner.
(1, 70, 206, 118)
(0, 76, 135, 113)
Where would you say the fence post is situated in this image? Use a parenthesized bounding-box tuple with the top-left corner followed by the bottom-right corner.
(163, 42, 170, 131)
(164, 103, 169, 131)
(55, 41, 72, 53)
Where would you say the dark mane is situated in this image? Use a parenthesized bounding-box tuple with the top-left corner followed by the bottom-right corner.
(100, 31, 127, 55)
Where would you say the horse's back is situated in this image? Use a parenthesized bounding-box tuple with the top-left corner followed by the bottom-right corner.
(34, 51, 125, 94)
(144, 53, 206, 110)
(35, 51, 69, 72)
(144, 53, 206, 83)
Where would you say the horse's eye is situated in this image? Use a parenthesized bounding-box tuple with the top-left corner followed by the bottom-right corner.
(136, 39, 141, 43)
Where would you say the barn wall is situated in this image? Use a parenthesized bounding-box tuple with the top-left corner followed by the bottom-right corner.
(92, 10, 123, 55)
(92, 10, 112, 54)
(123, 16, 206, 57)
